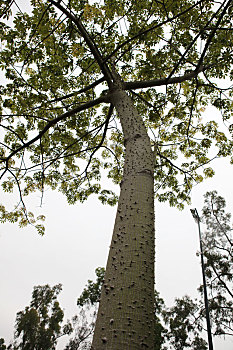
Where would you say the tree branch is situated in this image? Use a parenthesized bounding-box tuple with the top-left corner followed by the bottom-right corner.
(195, 0, 233, 72)
(82, 104, 114, 177)
(48, 0, 113, 86)
(0, 0, 14, 19)
(166, 0, 228, 81)
(0, 94, 110, 179)
(210, 262, 233, 299)
(47, 77, 106, 104)
(124, 66, 206, 90)
(104, 0, 206, 64)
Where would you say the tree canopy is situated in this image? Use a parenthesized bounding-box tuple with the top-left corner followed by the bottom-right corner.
(0, 0, 232, 233)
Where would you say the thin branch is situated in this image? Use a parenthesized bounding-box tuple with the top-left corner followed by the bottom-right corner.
(0, 114, 49, 122)
(43, 122, 107, 171)
(158, 152, 191, 176)
(82, 104, 114, 176)
(210, 262, 233, 299)
(7, 168, 30, 226)
(39, 138, 45, 206)
(208, 244, 232, 258)
(202, 72, 233, 91)
(130, 90, 164, 119)
(48, 0, 113, 86)
(186, 78, 199, 147)
(167, 0, 228, 81)
(124, 66, 206, 90)
(212, 209, 233, 247)
(102, 145, 122, 175)
(104, 0, 206, 64)
(195, 0, 233, 72)
(0, 94, 110, 179)
(0, 0, 14, 19)
(47, 77, 105, 104)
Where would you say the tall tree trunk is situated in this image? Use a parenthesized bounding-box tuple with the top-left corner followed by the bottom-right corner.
(91, 89, 155, 350)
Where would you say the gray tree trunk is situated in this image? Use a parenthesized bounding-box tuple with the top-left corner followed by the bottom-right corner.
(91, 89, 155, 350)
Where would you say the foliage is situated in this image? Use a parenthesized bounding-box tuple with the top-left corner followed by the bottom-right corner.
(6, 284, 69, 350)
(200, 190, 233, 336)
(0, 339, 6, 350)
(1, 282, 97, 350)
(162, 296, 207, 350)
(77, 267, 105, 307)
(0, 1, 232, 231)
(63, 309, 96, 350)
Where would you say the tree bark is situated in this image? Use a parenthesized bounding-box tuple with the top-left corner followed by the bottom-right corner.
(91, 89, 155, 349)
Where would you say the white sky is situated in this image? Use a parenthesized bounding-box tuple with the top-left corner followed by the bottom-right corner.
(0, 1, 233, 349)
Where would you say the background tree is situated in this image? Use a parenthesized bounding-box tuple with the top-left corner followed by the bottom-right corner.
(163, 190, 233, 348)
(1, 282, 99, 350)
(162, 296, 208, 350)
(0, 1, 233, 349)
(0, 339, 6, 350)
(64, 267, 105, 350)
(77, 267, 105, 307)
(6, 284, 70, 350)
(200, 190, 233, 337)
(63, 309, 96, 350)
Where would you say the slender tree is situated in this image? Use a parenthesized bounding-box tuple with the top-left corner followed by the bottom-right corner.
(0, 1, 233, 349)
(200, 191, 233, 337)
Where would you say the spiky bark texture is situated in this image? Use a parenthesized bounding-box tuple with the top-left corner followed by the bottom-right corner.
(91, 90, 155, 350)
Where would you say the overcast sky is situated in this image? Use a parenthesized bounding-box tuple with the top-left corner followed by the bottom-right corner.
(0, 1, 233, 349)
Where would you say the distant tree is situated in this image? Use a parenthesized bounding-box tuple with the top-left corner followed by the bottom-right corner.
(200, 190, 233, 337)
(162, 296, 208, 350)
(164, 190, 233, 349)
(63, 309, 96, 350)
(0, 338, 6, 350)
(61, 268, 104, 350)
(6, 284, 71, 350)
(1, 280, 99, 350)
(77, 267, 105, 307)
